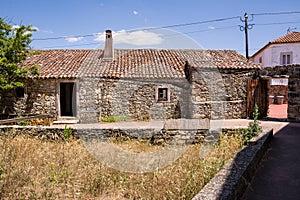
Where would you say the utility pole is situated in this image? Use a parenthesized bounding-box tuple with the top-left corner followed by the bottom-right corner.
(240, 13, 253, 60)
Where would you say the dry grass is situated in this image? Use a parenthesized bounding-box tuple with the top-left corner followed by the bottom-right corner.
(0, 132, 243, 199)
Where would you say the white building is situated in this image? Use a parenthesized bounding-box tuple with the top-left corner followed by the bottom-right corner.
(250, 32, 300, 67)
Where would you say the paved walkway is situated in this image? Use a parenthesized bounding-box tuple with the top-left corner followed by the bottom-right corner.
(242, 122, 300, 200)
(268, 103, 288, 118)
(51, 119, 288, 133)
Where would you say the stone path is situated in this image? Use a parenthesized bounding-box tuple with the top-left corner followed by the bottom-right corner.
(268, 103, 288, 118)
(242, 122, 300, 200)
(51, 119, 288, 132)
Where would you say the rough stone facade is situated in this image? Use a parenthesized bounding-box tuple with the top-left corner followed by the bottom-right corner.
(0, 79, 57, 118)
(288, 77, 300, 121)
(191, 68, 257, 119)
(0, 68, 258, 123)
(78, 77, 191, 123)
(103, 78, 190, 120)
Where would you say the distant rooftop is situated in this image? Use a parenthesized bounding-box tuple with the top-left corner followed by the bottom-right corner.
(270, 31, 300, 44)
(251, 32, 300, 58)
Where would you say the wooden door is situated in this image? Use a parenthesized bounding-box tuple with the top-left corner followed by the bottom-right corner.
(247, 79, 269, 119)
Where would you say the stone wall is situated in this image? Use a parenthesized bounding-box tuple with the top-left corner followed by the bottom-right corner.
(78, 77, 101, 123)
(191, 68, 257, 119)
(193, 128, 273, 200)
(95, 78, 191, 121)
(288, 77, 300, 121)
(0, 67, 258, 123)
(0, 125, 209, 145)
(0, 79, 57, 118)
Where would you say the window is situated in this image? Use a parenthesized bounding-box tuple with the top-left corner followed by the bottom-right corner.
(280, 52, 293, 65)
(259, 57, 262, 64)
(156, 87, 170, 102)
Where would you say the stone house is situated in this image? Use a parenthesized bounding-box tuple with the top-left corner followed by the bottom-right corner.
(0, 30, 261, 123)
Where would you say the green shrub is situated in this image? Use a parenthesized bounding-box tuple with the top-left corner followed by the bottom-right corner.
(17, 115, 29, 126)
(101, 116, 131, 122)
(63, 125, 72, 141)
(244, 104, 262, 143)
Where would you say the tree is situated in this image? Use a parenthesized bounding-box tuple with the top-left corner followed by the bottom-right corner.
(0, 17, 39, 90)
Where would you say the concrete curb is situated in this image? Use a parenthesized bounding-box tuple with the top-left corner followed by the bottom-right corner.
(193, 127, 273, 200)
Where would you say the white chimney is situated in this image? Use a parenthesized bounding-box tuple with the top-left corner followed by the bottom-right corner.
(103, 30, 113, 60)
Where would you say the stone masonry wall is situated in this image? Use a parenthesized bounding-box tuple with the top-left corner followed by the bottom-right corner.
(288, 77, 300, 121)
(96, 78, 191, 121)
(191, 68, 257, 119)
(0, 79, 57, 118)
(78, 77, 101, 123)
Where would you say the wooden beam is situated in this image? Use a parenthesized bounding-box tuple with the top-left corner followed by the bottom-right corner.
(0, 114, 52, 125)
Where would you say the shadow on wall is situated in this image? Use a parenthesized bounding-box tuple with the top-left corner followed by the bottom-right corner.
(0, 86, 37, 118)
(0, 89, 16, 117)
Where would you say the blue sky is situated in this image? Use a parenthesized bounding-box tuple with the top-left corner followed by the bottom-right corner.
(2, 0, 300, 56)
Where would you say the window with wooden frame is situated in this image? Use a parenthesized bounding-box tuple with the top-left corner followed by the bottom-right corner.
(156, 86, 170, 102)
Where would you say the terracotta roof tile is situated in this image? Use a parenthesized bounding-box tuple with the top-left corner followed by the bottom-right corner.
(271, 31, 300, 44)
(23, 49, 260, 79)
(23, 49, 91, 78)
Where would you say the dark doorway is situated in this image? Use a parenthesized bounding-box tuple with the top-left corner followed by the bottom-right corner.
(60, 82, 76, 117)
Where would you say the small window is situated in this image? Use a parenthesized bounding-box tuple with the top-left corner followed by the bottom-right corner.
(16, 87, 25, 98)
(157, 87, 169, 102)
(259, 57, 262, 64)
(280, 52, 293, 65)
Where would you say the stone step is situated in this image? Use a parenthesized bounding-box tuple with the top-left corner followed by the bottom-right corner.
(53, 119, 79, 124)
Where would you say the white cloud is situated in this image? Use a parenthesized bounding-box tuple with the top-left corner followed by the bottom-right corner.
(94, 30, 163, 46)
(208, 26, 215, 30)
(133, 10, 138, 15)
(65, 36, 84, 43)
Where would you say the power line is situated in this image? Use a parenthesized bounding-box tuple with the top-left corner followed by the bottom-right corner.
(33, 34, 95, 41)
(254, 20, 300, 26)
(32, 15, 241, 41)
(134, 16, 240, 31)
(251, 11, 300, 16)
(35, 25, 239, 49)
(31, 11, 300, 49)
(32, 11, 300, 42)
(159, 25, 239, 37)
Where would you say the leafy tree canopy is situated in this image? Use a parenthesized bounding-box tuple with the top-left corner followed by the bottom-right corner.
(0, 17, 39, 90)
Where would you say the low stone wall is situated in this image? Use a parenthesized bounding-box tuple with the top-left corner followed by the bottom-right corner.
(193, 127, 273, 200)
(0, 125, 210, 144)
